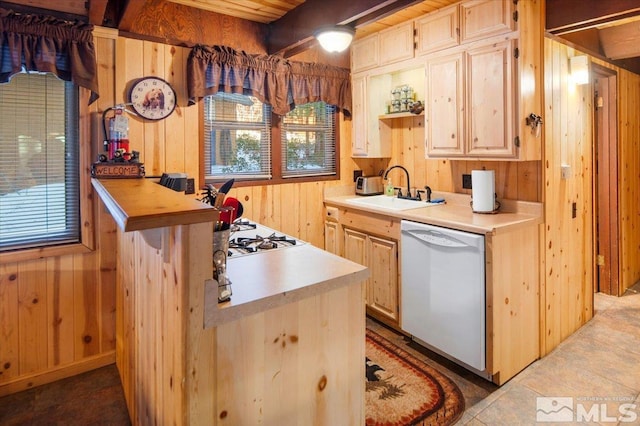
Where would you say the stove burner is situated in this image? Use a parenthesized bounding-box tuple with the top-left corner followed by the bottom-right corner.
(230, 232, 297, 254)
(231, 219, 257, 232)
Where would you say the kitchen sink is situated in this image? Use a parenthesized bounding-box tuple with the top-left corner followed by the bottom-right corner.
(345, 195, 442, 211)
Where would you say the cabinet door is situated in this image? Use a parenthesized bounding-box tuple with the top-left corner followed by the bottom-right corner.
(351, 34, 379, 73)
(415, 5, 459, 56)
(368, 236, 398, 321)
(343, 228, 369, 303)
(379, 22, 415, 66)
(351, 76, 368, 156)
(466, 39, 516, 158)
(425, 52, 465, 157)
(324, 220, 340, 255)
(460, 0, 514, 43)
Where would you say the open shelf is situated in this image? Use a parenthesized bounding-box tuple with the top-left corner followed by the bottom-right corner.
(378, 111, 423, 120)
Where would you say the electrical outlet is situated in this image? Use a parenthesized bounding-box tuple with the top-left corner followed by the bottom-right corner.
(185, 178, 195, 195)
(462, 174, 472, 189)
(353, 170, 363, 182)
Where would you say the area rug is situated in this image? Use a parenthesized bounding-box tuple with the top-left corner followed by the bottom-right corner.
(365, 329, 465, 426)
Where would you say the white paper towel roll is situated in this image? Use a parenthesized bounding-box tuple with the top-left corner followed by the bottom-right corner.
(471, 170, 495, 212)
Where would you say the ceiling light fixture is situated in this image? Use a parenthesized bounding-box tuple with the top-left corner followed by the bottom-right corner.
(314, 25, 355, 53)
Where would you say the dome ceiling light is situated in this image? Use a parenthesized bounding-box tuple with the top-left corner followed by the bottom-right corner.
(314, 25, 355, 53)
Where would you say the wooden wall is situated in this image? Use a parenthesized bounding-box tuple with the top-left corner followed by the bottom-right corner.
(601, 59, 640, 294)
(541, 36, 640, 354)
(0, 28, 119, 396)
(541, 38, 594, 354)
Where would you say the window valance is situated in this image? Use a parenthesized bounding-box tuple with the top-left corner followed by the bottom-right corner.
(187, 44, 351, 116)
(0, 8, 99, 103)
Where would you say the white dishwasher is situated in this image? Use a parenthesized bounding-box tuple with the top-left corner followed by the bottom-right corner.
(400, 220, 486, 374)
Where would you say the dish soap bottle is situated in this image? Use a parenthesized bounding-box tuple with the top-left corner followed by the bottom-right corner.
(385, 178, 394, 196)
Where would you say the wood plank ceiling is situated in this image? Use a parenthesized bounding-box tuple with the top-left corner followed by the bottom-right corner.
(0, 0, 639, 72)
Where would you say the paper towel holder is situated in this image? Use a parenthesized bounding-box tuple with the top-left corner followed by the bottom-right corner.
(470, 194, 501, 214)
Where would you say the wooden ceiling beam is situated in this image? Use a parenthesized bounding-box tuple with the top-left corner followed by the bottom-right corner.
(268, 0, 424, 57)
(546, 0, 640, 34)
(88, 0, 109, 26)
(118, 0, 146, 32)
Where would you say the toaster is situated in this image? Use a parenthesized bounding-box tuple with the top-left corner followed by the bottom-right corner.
(355, 176, 384, 195)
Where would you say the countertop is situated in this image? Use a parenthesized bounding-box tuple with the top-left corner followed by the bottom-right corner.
(94, 178, 369, 327)
(204, 243, 369, 327)
(92, 178, 217, 232)
(324, 187, 543, 235)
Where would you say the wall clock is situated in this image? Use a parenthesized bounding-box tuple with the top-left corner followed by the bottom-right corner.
(128, 76, 177, 121)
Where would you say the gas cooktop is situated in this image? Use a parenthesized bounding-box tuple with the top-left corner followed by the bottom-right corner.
(227, 219, 306, 258)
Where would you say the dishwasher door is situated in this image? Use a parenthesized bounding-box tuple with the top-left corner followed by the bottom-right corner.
(400, 220, 486, 371)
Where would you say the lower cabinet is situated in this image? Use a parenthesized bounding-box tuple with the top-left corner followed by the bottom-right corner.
(324, 209, 401, 328)
(344, 228, 399, 323)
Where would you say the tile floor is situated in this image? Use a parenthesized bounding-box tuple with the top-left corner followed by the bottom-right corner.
(1, 284, 639, 425)
(370, 282, 640, 425)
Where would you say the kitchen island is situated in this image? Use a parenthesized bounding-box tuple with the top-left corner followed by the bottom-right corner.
(92, 178, 369, 426)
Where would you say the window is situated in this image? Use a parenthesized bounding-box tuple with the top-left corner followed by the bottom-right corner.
(204, 93, 338, 183)
(204, 93, 272, 180)
(0, 72, 80, 252)
(281, 102, 336, 178)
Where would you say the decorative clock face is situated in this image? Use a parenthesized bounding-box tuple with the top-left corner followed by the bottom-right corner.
(128, 77, 177, 121)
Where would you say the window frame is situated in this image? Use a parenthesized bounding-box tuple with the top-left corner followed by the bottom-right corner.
(0, 87, 95, 263)
(201, 97, 341, 188)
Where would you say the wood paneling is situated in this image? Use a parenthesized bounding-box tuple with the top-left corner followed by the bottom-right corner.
(0, 29, 118, 397)
(541, 38, 594, 354)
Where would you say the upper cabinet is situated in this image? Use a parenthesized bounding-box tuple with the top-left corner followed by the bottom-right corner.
(465, 39, 516, 157)
(460, 0, 514, 43)
(415, 5, 459, 56)
(352, 22, 415, 74)
(350, 0, 542, 161)
(351, 34, 379, 74)
(379, 22, 415, 65)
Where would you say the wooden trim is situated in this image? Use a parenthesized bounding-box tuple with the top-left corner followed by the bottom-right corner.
(0, 242, 93, 264)
(0, 352, 115, 397)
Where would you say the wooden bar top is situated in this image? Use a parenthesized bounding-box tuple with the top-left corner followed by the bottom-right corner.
(92, 178, 217, 232)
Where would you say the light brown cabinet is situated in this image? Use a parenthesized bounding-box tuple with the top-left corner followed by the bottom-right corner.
(351, 74, 392, 157)
(351, 0, 541, 161)
(351, 22, 415, 73)
(344, 228, 398, 323)
(324, 207, 401, 327)
(460, 0, 514, 43)
(466, 39, 516, 157)
(425, 51, 465, 156)
(426, 39, 517, 159)
(415, 4, 459, 56)
(351, 34, 379, 74)
(379, 22, 415, 65)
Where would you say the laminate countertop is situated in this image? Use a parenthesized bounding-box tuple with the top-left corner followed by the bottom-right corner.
(324, 188, 543, 235)
(92, 178, 369, 327)
(204, 244, 369, 327)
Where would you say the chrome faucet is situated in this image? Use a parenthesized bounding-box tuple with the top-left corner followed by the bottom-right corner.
(383, 165, 414, 199)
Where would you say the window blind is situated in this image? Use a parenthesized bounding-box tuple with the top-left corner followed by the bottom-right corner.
(0, 72, 80, 251)
(204, 93, 271, 180)
(281, 102, 336, 178)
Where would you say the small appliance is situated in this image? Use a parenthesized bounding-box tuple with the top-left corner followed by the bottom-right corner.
(355, 176, 383, 195)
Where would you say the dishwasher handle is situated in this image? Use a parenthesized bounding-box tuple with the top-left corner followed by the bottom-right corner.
(402, 229, 470, 248)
